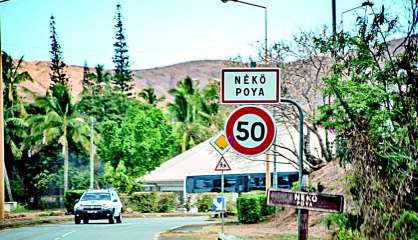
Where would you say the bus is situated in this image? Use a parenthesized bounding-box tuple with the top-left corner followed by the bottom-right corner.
(185, 172, 298, 193)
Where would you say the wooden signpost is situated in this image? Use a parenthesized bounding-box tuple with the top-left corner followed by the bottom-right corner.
(267, 189, 344, 213)
(268, 188, 344, 239)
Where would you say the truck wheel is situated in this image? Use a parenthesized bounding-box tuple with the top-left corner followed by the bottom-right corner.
(115, 214, 122, 224)
(109, 215, 115, 224)
(83, 218, 89, 224)
(75, 217, 81, 224)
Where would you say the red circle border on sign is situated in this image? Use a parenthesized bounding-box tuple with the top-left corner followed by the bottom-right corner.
(225, 106, 276, 156)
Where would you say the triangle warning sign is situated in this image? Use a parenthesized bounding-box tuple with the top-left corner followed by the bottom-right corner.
(215, 156, 231, 171)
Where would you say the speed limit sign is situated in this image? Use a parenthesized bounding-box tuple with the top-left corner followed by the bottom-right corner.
(225, 106, 276, 156)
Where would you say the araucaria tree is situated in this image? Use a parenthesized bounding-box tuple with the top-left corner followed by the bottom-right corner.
(26, 16, 91, 194)
(49, 15, 68, 86)
(112, 4, 133, 93)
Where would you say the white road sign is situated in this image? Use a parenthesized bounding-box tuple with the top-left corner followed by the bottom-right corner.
(221, 68, 280, 104)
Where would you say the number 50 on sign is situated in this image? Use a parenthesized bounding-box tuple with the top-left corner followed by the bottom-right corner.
(225, 106, 276, 156)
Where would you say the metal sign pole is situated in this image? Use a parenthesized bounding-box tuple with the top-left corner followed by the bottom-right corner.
(221, 169, 224, 235)
(280, 98, 305, 240)
(89, 117, 94, 189)
(273, 106, 277, 189)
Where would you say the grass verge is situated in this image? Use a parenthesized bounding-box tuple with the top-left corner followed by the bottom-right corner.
(159, 220, 326, 240)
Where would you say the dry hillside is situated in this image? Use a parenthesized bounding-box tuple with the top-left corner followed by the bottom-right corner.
(17, 57, 331, 107)
(18, 60, 235, 101)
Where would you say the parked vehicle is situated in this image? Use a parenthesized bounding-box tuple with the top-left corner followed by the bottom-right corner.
(73, 189, 123, 224)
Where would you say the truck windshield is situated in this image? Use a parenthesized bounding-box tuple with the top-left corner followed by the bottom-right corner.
(81, 193, 111, 201)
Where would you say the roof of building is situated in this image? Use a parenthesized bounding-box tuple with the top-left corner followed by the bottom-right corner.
(142, 126, 324, 183)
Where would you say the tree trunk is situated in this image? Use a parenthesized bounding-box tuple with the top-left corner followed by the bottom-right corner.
(63, 141, 69, 193)
(4, 166, 13, 202)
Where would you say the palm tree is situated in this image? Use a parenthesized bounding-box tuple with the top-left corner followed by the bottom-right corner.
(94, 64, 112, 84)
(198, 81, 225, 133)
(81, 64, 113, 96)
(27, 83, 91, 193)
(2, 52, 32, 109)
(168, 76, 199, 121)
(138, 87, 165, 106)
(2, 52, 33, 159)
(2, 52, 32, 158)
(168, 76, 208, 151)
(2, 52, 33, 201)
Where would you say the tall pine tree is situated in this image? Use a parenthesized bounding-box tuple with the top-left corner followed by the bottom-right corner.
(49, 15, 68, 87)
(81, 60, 93, 95)
(82, 60, 89, 84)
(112, 4, 133, 93)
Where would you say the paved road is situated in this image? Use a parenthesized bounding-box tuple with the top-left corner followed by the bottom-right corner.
(0, 216, 210, 240)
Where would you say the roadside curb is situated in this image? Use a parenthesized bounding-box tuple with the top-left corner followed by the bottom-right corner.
(157, 222, 219, 240)
(0, 212, 208, 231)
(0, 216, 72, 231)
(154, 225, 181, 240)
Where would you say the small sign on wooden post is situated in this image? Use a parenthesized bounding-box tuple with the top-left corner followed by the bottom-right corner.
(267, 188, 344, 213)
(268, 188, 344, 240)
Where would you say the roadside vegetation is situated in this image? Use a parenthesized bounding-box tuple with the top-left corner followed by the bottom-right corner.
(3, 1, 417, 239)
(315, 3, 418, 239)
(3, 4, 226, 210)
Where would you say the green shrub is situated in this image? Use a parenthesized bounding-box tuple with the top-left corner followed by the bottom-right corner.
(392, 210, 418, 240)
(118, 193, 130, 208)
(196, 193, 217, 212)
(334, 229, 367, 240)
(157, 192, 179, 213)
(242, 191, 274, 217)
(257, 193, 274, 216)
(194, 193, 238, 214)
(129, 192, 158, 212)
(119, 193, 136, 211)
(64, 190, 85, 214)
(325, 213, 366, 240)
(12, 203, 28, 213)
(127, 192, 179, 213)
(226, 193, 238, 215)
(237, 194, 261, 224)
(236, 191, 274, 224)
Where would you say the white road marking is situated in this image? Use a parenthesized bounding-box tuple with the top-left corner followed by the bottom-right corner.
(54, 230, 75, 240)
(62, 231, 75, 238)
(169, 225, 181, 231)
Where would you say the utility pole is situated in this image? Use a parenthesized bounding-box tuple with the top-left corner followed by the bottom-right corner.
(264, 6, 267, 63)
(89, 117, 94, 189)
(279, 99, 304, 240)
(265, 152, 271, 189)
(332, 0, 336, 57)
(0, 16, 4, 220)
(0, 0, 11, 220)
(220, 0, 271, 191)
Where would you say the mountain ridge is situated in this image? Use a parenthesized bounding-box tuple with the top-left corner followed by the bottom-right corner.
(17, 59, 234, 101)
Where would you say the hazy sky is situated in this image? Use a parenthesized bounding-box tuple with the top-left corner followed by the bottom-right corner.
(1, 0, 409, 69)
